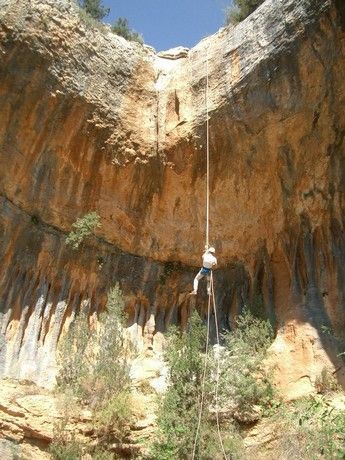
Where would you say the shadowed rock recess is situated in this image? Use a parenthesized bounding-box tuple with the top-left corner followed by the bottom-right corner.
(0, 0, 345, 396)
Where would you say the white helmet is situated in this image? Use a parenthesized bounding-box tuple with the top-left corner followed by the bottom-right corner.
(208, 247, 216, 253)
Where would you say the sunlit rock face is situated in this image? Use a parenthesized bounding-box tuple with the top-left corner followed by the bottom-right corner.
(0, 0, 345, 396)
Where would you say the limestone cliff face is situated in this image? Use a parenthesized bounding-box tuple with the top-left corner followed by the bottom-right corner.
(0, 0, 345, 396)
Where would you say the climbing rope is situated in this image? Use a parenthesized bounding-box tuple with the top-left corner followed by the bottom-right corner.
(205, 48, 210, 249)
(191, 48, 227, 460)
(192, 276, 227, 460)
(211, 272, 227, 459)
(191, 290, 211, 459)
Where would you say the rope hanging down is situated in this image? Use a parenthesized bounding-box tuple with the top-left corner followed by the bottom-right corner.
(211, 272, 227, 459)
(205, 49, 210, 249)
(191, 49, 227, 460)
(191, 290, 211, 459)
(192, 274, 227, 459)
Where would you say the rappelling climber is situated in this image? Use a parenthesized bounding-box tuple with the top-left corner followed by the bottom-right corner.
(190, 246, 217, 295)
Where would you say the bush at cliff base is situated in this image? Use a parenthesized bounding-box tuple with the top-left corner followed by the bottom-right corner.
(219, 309, 276, 416)
(268, 396, 345, 458)
(54, 284, 132, 454)
(151, 311, 247, 460)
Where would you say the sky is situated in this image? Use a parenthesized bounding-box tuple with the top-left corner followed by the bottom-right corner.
(103, 0, 232, 52)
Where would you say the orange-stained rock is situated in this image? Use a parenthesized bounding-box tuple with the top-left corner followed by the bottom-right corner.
(0, 0, 344, 397)
(0, 378, 156, 459)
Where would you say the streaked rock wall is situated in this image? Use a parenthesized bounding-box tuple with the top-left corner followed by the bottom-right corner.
(0, 0, 345, 396)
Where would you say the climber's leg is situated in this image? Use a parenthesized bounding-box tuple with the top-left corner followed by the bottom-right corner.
(191, 270, 204, 295)
(207, 274, 211, 296)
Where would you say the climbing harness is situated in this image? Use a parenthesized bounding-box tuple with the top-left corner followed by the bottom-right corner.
(191, 48, 227, 460)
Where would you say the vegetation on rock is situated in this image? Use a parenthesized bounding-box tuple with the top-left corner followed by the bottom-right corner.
(150, 310, 274, 459)
(268, 396, 345, 459)
(219, 309, 276, 416)
(76, 0, 144, 43)
(151, 308, 345, 459)
(225, 0, 265, 24)
(52, 285, 132, 457)
(50, 427, 83, 460)
(112, 18, 144, 44)
(65, 211, 100, 250)
(77, 0, 109, 21)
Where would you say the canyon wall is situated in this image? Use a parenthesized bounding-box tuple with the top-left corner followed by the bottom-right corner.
(0, 0, 345, 396)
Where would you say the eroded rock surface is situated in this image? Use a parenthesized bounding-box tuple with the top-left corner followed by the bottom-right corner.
(0, 378, 156, 459)
(0, 0, 345, 396)
(0, 377, 344, 459)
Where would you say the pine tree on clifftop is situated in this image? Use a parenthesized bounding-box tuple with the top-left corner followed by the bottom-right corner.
(78, 0, 109, 21)
(226, 0, 265, 24)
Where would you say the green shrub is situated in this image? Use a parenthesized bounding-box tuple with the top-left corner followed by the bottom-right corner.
(274, 396, 345, 459)
(49, 388, 83, 459)
(225, 0, 265, 24)
(77, 7, 106, 30)
(151, 309, 277, 458)
(151, 313, 206, 459)
(220, 309, 276, 415)
(65, 211, 100, 250)
(96, 391, 132, 441)
(78, 0, 109, 20)
(56, 309, 91, 397)
(90, 285, 133, 438)
(112, 18, 144, 44)
(50, 432, 83, 460)
(55, 285, 132, 447)
(151, 311, 244, 459)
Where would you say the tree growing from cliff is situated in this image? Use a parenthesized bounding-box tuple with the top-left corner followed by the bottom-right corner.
(65, 211, 100, 250)
(78, 0, 109, 21)
(54, 284, 132, 455)
(112, 18, 144, 44)
(225, 0, 265, 24)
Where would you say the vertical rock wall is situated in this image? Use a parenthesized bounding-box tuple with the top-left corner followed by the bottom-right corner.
(0, 0, 344, 396)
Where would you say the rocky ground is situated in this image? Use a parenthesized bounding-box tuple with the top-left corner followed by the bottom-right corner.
(0, 375, 344, 459)
(0, 375, 156, 459)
